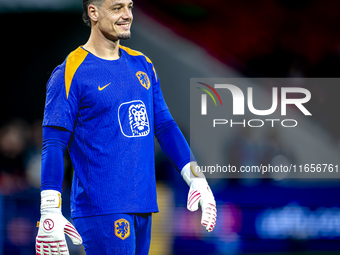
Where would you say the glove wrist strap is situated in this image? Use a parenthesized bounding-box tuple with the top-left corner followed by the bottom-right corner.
(41, 190, 61, 211)
(181, 161, 207, 187)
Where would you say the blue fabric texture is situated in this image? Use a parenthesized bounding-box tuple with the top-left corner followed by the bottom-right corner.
(42, 46, 192, 218)
(41, 127, 71, 192)
(73, 213, 152, 255)
(154, 109, 193, 172)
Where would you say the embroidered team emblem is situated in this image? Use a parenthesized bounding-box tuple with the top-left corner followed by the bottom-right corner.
(118, 100, 150, 138)
(115, 219, 130, 240)
(136, 71, 150, 90)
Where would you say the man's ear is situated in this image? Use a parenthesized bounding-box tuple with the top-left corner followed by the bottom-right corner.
(88, 4, 99, 23)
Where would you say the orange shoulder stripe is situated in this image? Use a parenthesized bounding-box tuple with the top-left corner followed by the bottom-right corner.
(65, 47, 88, 99)
(119, 45, 158, 82)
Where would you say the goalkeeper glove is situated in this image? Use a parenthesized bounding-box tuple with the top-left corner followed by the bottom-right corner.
(181, 162, 217, 232)
(36, 190, 82, 255)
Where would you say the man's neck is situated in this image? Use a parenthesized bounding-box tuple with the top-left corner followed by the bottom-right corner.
(83, 29, 121, 60)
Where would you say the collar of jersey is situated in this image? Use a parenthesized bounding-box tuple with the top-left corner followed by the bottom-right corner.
(80, 46, 124, 63)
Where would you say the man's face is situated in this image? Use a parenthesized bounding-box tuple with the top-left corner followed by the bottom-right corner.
(97, 0, 133, 41)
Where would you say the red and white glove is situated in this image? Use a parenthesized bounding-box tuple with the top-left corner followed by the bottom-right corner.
(36, 190, 82, 255)
(181, 162, 217, 232)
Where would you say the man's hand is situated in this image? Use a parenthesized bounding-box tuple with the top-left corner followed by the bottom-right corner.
(36, 190, 82, 255)
(181, 162, 217, 232)
(187, 179, 217, 232)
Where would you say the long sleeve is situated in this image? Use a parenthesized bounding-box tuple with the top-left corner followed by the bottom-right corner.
(154, 109, 194, 172)
(41, 126, 72, 192)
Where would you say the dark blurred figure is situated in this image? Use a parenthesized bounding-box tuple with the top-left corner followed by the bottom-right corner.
(25, 119, 43, 189)
(0, 119, 30, 195)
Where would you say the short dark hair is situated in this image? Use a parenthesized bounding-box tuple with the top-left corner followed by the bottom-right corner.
(82, 0, 104, 26)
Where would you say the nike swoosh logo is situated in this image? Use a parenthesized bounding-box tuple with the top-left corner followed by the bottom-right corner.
(98, 83, 111, 91)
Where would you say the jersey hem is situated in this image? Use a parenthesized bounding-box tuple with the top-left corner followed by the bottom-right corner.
(71, 207, 159, 219)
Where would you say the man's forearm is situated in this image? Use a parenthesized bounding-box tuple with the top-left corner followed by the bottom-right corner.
(41, 126, 71, 192)
(154, 109, 194, 172)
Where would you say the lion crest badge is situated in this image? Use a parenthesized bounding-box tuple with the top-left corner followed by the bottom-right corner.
(118, 100, 150, 138)
(115, 219, 130, 240)
(136, 71, 150, 90)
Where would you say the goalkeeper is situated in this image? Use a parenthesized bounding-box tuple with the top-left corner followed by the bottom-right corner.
(36, 0, 217, 254)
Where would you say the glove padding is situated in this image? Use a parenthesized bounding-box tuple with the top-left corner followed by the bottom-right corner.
(36, 190, 82, 255)
(36, 208, 82, 255)
(187, 179, 217, 232)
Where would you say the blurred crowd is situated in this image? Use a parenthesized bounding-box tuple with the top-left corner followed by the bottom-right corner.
(0, 119, 41, 254)
(0, 119, 79, 254)
(0, 119, 42, 195)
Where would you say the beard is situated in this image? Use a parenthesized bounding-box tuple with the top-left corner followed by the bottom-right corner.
(118, 32, 131, 40)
